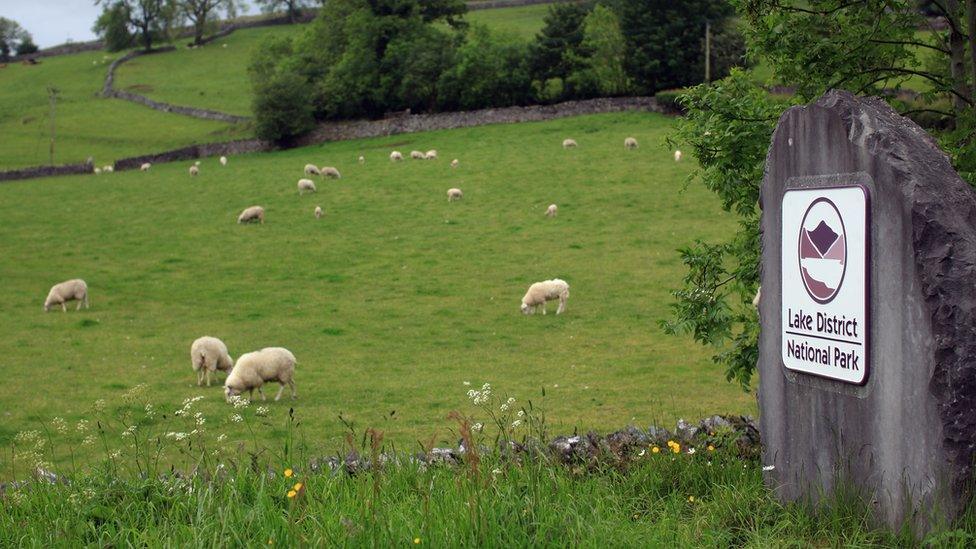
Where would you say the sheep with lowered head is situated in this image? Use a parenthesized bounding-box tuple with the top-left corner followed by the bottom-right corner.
(298, 178, 317, 194)
(546, 204, 558, 217)
(451, 159, 459, 169)
(520, 279, 569, 315)
(562, 139, 577, 149)
(190, 336, 234, 387)
(224, 347, 297, 402)
(447, 188, 463, 202)
(103, 165, 113, 173)
(624, 137, 638, 149)
(220, 156, 228, 166)
(189, 165, 199, 176)
(320, 166, 341, 179)
(314, 206, 323, 219)
(359, 155, 365, 164)
(411, 150, 425, 160)
(140, 162, 152, 172)
(673, 150, 682, 162)
(44, 279, 89, 312)
(94, 167, 102, 175)
(304, 164, 321, 176)
(238, 205, 265, 224)
(425, 150, 437, 160)
(390, 151, 403, 162)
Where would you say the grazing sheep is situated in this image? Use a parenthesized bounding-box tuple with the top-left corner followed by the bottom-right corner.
(624, 137, 638, 149)
(411, 150, 425, 160)
(103, 165, 113, 173)
(314, 206, 323, 219)
(425, 150, 437, 160)
(562, 139, 577, 148)
(189, 165, 199, 176)
(224, 347, 297, 402)
(298, 178, 317, 194)
(220, 156, 228, 166)
(320, 166, 341, 179)
(546, 204, 558, 217)
(447, 188, 463, 202)
(451, 159, 459, 168)
(140, 162, 151, 172)
(358, 155, 365, 164)
(238, 206, 265, 224)
(674, 150, 682, 162)
(44, 279, 89, 312)
(521, 279, 570, 315)
(304, 164, 321, 176)
(390, 151, 403, 162)
(190, 336, 234, 387)
(93, 167, 102, 175)
(752, 286, 761, 310)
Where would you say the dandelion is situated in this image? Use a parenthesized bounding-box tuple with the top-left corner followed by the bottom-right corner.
(414, 538, 421, 545)
(294, 482, 303, 491)
(672, 443, 681, 454)
(666, 440, 675, 448)
(284, 468, 294, 478)
(688, 496, 695, 503)
(230, 414, 243, 423)
(707, 445, 715, 452)
(287, 490, 297, 499)
(256, 406, 270, 417)
(762, 465, 775, 472)
(51, 417, 68, 434)
(651, 446, 660, 454)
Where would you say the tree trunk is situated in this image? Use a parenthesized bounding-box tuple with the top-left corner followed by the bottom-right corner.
(967, 0, 976, 99)
(947, 1, 968, 112)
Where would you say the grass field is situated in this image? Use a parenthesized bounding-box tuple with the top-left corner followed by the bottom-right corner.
(466, 3, 551, 40)
(0, 51, 246, 170)
(0, 111, 755, 473)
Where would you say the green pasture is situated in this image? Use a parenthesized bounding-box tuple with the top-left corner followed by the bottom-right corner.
(0, 111, 755, 473)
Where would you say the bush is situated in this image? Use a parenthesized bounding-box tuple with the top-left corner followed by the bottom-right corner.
(437, 26, 533, 111)
(253, 70, 316, 142)
(654, 88, 687, 114)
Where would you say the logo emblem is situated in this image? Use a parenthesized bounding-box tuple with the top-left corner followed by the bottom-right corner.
(798, 197, 847, 303)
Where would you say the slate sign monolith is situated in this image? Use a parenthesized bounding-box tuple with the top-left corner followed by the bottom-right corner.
(758, 90, 976, 530)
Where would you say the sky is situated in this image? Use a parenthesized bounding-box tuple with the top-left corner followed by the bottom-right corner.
(0, 0, 258, 49)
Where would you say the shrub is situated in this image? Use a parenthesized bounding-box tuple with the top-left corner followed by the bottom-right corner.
(252, 70, 316, 142)
(654, 88, 687, 114)
(437, 26, 533, 111)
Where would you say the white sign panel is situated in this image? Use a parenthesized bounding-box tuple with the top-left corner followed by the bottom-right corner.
(781, 185, 869, 384)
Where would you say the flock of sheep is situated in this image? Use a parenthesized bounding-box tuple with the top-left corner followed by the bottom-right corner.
(48, 135, 683, 403)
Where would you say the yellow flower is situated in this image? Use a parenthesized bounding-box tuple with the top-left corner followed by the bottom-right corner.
(294, 482, 303, 491)
(284, 468, 293, 478)
(688, 496, 695, 503)
(287, 490, 297, 498)
(666, 440, 675, 448)
(672, 444, 681, 454)
(651, 446, 660, 454)
(707, 445, 715, 452)
(268, 540, 273, 546)
(413, 538, 421, 545)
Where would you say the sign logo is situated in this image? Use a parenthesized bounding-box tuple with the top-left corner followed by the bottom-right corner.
(798, 198, 847, 304)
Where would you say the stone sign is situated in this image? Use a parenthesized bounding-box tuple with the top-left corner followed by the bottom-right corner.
(758, 90, 976, 531)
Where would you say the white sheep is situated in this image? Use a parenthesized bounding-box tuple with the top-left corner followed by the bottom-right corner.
(103, 165, 113, 173)
(304, 164, 321, 176)
(451, 159, 459, 169)
(521, 279, 570, 315)
(546, 204, 558, 217)
(224, 347, 297, 402)
(447, 188, 463, 202)
(190, 336, 234, 387)
(425, 150, 438, 160)
(44, 279, 89, 312)
(320, 166, 341, 179)
(624, 137, 638, 149)
(220, 156, 228, 166)
(140, 163, 151, 172)
(189, 165, 199, 176)
(93, 167, 102, 175)
(238, 205, 265, 224)
(390, 151, 403, 162)
(562, 139, 577, 149)
(674, 150, 682, 162)
(359, 155, 365, 164)
(298, 178, 317, 194)
(411, 150, 425, 160)
(314, 206, 323, 219)
(752, 286, 761, 309)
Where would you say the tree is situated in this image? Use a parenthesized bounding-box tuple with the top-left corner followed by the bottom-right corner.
(95, 0, 178, 51)
(438, 25, 533, 110)
(256, 0, 313, 23)
(567, 4, 630, 97)
(0, 18, 32, 61)
(613, 0, 735, 93)
(15, 35, 38, 56)
(178, 0, 239, 45)
(529, 2, 593, 99)
(664, 0, 976, 388)
(93, 1, 134, 52)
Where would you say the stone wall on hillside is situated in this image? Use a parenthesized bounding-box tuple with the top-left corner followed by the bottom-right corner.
(0, 161, 94, 183)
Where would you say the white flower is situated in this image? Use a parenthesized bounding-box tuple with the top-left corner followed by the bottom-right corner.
(762, 465, 775, 472)
(216, 434, 227, 442)
(109, 449, 121, 459)
(255, 406, 270, 417)
(230, 414, 243, 423)
(506, 397, 515, 405)
(491, 468, 502, 475)
(500, 404, 509, 412)
(687, 447, 696, 455)
(51, 417, 68, 434)
(76, 419, 89, 432)
(511, 420, 521, 429)
(165, 432, 188, 441)
(462, 381, 471, 386)
(82, 435, 96, 446)
(517, 410, 524, 418)
(230, 395, 249, 409)
(638, 449, 646, 457)
(145, 403, 155, 418)
(472, 423, 483, 432)
(121, 425, 137, 437)
(92, 399, 106, 413)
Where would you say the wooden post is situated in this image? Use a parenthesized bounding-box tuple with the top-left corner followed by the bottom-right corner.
(47, 86, 59, 166)
(704, 19, 711, 83)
